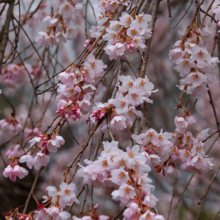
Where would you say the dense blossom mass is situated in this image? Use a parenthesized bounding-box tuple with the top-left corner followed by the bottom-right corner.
(103, 12, 152, 60)
(78, 141, 164, 220)
(90, 75, 155, 131)
(55, 54, 107, 120)
(35, 0, 83, 46)
(169, 22, 219, 97)
(1, 0, 220, 220)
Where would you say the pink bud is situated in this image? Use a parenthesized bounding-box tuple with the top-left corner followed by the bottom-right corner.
(99, 112, 105, 119)
(92, 110, 100, 117)
(34, 67, 40, 75)
(155, 167, 162, 173)
(94, 203, 99, 210)
(71, 115, 76, 121)
(84, 39, 91, 49)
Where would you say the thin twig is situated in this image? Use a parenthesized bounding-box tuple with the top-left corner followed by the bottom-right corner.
(206, 135, 219, 154)
(89, 183, 94, 212)
(200, 8, 217, 23)
(111, 208, 126, 220)
(202, 128, 220, 143)
(195, 0, 201, 25)
(201, 0, 216, 25)
(143, 0, 161, 69)
(35, 46, 88, 89)
(66, 121, 79, 145)
(207, 86, 220, 135)
(13, 16, 54, 88)
(174, 173, 195, 209)
(23, 166, 44, 214)
(144, 102, 151, 129)
(107, 115, 115, 141)
(88, 0, 97, 26)
(167, 0, 172, 17)
(173, 0, 193, 29)
(1, 92, 15, 113)
(198, 162, 220, 205)
(125, 60, 137, 78)
(211, 210, 220, 220)
(167, 178, 176, 220)
(80, 184, 88, 217)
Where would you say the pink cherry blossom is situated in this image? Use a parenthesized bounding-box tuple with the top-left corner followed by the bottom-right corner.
(58, 182, 79, 205)
(3, 164, 28, 182)
(19, 154, 35, 169)
(111, 183, 136, 206)
(34, 152, 50, 170)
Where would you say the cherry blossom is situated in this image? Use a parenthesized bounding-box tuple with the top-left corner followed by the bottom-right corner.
(57, 182, 80, 207)
(111, 183, 136, 206)
(47, 135, 65, 153)
(19, 154, 35, 169)
(34, 152, 50, 170)
(3, 164, 28, 182)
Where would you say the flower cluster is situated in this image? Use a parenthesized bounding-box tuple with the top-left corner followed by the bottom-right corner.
(170, 115, 213, 174)
(33, 182, 79, 220)
(131, 128, 173, 171)
(78, 141, 164, 220)
(1, 63, 42, 91)
(169, 22, 219, 98)
(103, 12, 152, 60)
(19, 132, 65, 171)
(90, 75, 155, 131)
(0, 113, 22, 133)
(3, 163, 28, 182)
(56, 54, 107, 120)
(35, 0, 83, 46)
(132, 115, 213, 178)
(3, 131, 65, 182)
